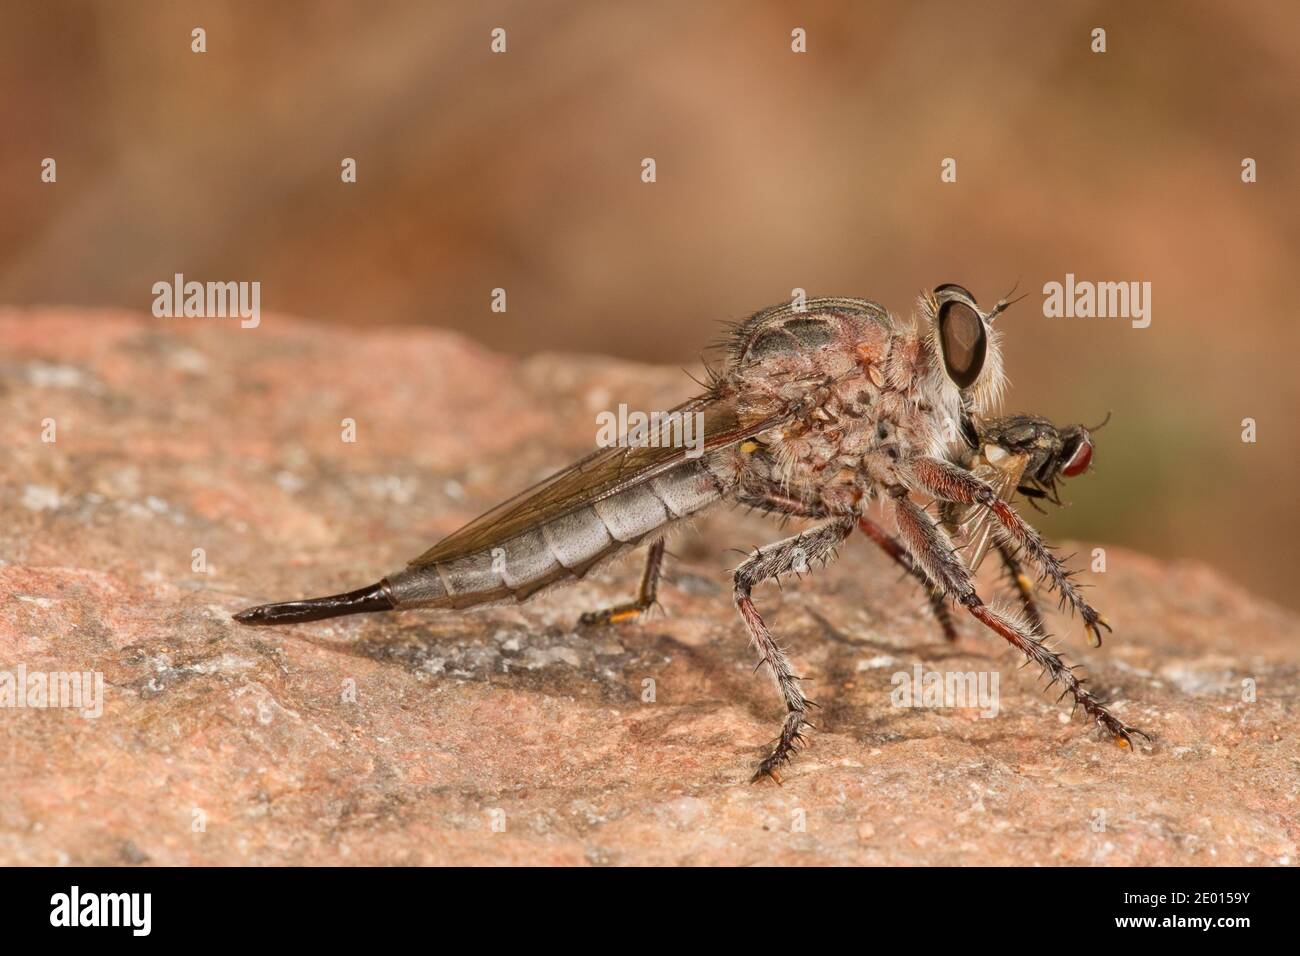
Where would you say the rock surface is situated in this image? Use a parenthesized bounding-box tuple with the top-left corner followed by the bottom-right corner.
(1, 309, 1296, 866)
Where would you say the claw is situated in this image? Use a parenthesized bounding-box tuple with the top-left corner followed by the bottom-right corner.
(1084, 613, 1110, 648)
(1099, 713, 1151, 751)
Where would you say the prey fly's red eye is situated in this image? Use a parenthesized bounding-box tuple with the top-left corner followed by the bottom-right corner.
(1062, 436, 1094, 477)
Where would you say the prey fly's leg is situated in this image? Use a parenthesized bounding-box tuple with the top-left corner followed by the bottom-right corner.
(891, 494, 1148, 746)
(996, 541, 1046, 636)
(579, 538, 666, 626)
(857, 515, 959, 641)
(734, 517, 856, 783)
(911, 456, 1111, 648)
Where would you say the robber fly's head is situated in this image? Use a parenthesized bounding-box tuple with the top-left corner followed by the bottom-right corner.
(921, 283, 1019, 414)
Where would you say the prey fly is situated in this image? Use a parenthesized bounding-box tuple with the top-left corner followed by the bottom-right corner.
(235, 286, 1148, 781)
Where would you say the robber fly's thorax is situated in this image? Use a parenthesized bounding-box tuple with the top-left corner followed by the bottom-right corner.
(722, 299, 971, 516)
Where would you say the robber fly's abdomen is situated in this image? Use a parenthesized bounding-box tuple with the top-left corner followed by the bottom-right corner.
(383, 456, 733, 610)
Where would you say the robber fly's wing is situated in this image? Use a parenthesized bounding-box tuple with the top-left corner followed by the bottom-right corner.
(947, 452, 1030, 572)
(408, 394, 792, 567)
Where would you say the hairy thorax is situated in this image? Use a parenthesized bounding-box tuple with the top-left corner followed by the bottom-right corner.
(719, 299, 957, 517)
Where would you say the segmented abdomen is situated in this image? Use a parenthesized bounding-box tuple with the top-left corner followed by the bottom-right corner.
(383, 455, 733, 610)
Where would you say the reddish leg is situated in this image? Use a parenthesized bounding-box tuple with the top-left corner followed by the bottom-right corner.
(995, 541, 1047, 636)
(911, 456, 1110, 647)
(891, 495, 1147, 747)
(858, 516, 959, 641)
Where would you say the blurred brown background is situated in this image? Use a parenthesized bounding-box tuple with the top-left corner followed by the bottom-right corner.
(2, 1, 1297, 608)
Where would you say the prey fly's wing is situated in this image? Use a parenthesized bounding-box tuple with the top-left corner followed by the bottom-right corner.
(408, 393, 792, 567)
(943, 447, 1031, 572)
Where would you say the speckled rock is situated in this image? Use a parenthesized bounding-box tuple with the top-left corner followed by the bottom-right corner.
(1, 309, 1296, 865)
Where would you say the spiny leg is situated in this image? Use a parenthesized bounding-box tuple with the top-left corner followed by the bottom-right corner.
(891, 495, 1147, 747)
(734, 517, 856, 782)
(996, 541, 1046, 636)
(578, 538, 666, 626)
(858, 515, 958, 641)
(734, 490, 959, 641)
(911, 456, 1110, 647)
(736, 488, 826, 521)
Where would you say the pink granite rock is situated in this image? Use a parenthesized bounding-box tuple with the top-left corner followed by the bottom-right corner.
(0, 309, 1295, 865)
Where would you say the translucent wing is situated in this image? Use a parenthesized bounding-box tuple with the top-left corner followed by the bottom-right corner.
(942, 449, 1030, 572)
(409, 393, 793, 567)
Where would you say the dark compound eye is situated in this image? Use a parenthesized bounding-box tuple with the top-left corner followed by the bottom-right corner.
(1061, 433, 1094, 477)
(933, 283, 978, 306)
(936, 299, 987, 389)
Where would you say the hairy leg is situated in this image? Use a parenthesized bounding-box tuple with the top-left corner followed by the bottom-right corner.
(996, 541, 1046, 636)
(734, 517, 856, 782)
(579, 538, 666, 626)
(910, 456, 1110, 647)
(736, 488, 826, 520)
(891, 495, 1147, 746)
(738, 488, 959, 642)
(858, 515, 959, 641)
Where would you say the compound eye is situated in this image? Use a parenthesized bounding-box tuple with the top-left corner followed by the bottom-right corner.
(1061, 434, 1094, 477)
(936, 299, 987, 389)
(933, 283, 977, 306)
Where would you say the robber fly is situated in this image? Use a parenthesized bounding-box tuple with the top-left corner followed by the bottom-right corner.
(235, 285, 1148, 781)
(861, 413, 1109, 645)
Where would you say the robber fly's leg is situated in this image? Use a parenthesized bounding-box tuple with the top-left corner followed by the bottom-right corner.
(736, 489, 826, 520)
(857, 516, 958, 641)
(996, 541, 1047, 636)
(891, 495, 1148, 747)
(734, 517, 856, 783)
(578, 538, 666, 626)
(746, 491, 959, 641)
(910, 456, 1110, 648)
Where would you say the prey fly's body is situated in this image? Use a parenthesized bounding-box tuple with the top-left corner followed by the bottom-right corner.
(236, 286, 1147, 780)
